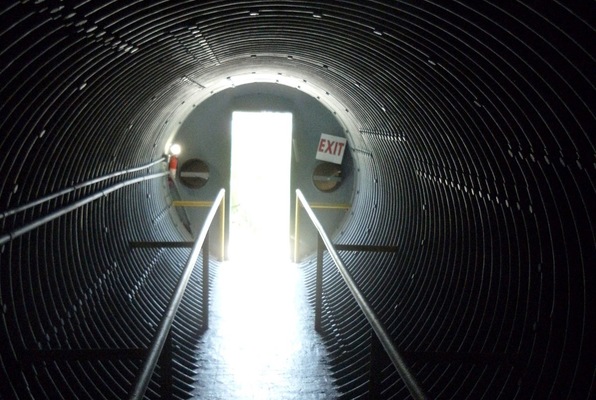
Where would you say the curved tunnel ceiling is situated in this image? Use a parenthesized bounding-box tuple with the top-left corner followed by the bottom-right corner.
(0, 1, 594, 399)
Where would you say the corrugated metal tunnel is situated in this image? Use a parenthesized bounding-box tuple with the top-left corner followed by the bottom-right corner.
(0, 1, 594, 399)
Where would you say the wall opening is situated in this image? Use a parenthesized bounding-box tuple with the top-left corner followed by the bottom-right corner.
(229, 111, 293, 260)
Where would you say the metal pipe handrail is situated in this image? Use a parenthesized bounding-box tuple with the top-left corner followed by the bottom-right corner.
(0, 156, 166, 220)
(171, 199, 226, 259)
(293, 200, 350, 262)
(0, 171, 168, 246)
(128, 188, 225, 400)
(295, 189, 428, 400)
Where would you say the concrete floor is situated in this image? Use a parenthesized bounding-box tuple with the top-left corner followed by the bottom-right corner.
(192, 251, 339, 399)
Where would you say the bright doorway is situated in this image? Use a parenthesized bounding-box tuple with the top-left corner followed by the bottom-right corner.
(229, 111, 293, 260)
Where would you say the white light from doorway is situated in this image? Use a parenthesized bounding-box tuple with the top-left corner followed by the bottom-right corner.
(229, 111, 293, 261)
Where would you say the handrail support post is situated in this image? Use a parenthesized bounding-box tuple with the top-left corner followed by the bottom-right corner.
(220, 191, 225, 261)
(315, 233, 324, 332)
(202, 232, 210, 331)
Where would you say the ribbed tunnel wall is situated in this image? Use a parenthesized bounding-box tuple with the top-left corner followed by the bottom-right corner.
(0, 2, 593, 399)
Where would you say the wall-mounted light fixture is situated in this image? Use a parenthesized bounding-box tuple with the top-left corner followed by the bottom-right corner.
(169, 143, 182, 156)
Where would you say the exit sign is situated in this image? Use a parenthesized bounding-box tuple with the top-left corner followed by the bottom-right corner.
(316, 133, 347, 164)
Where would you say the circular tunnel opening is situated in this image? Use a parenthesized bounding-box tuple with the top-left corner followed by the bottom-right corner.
(167, 82, 357, 261)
